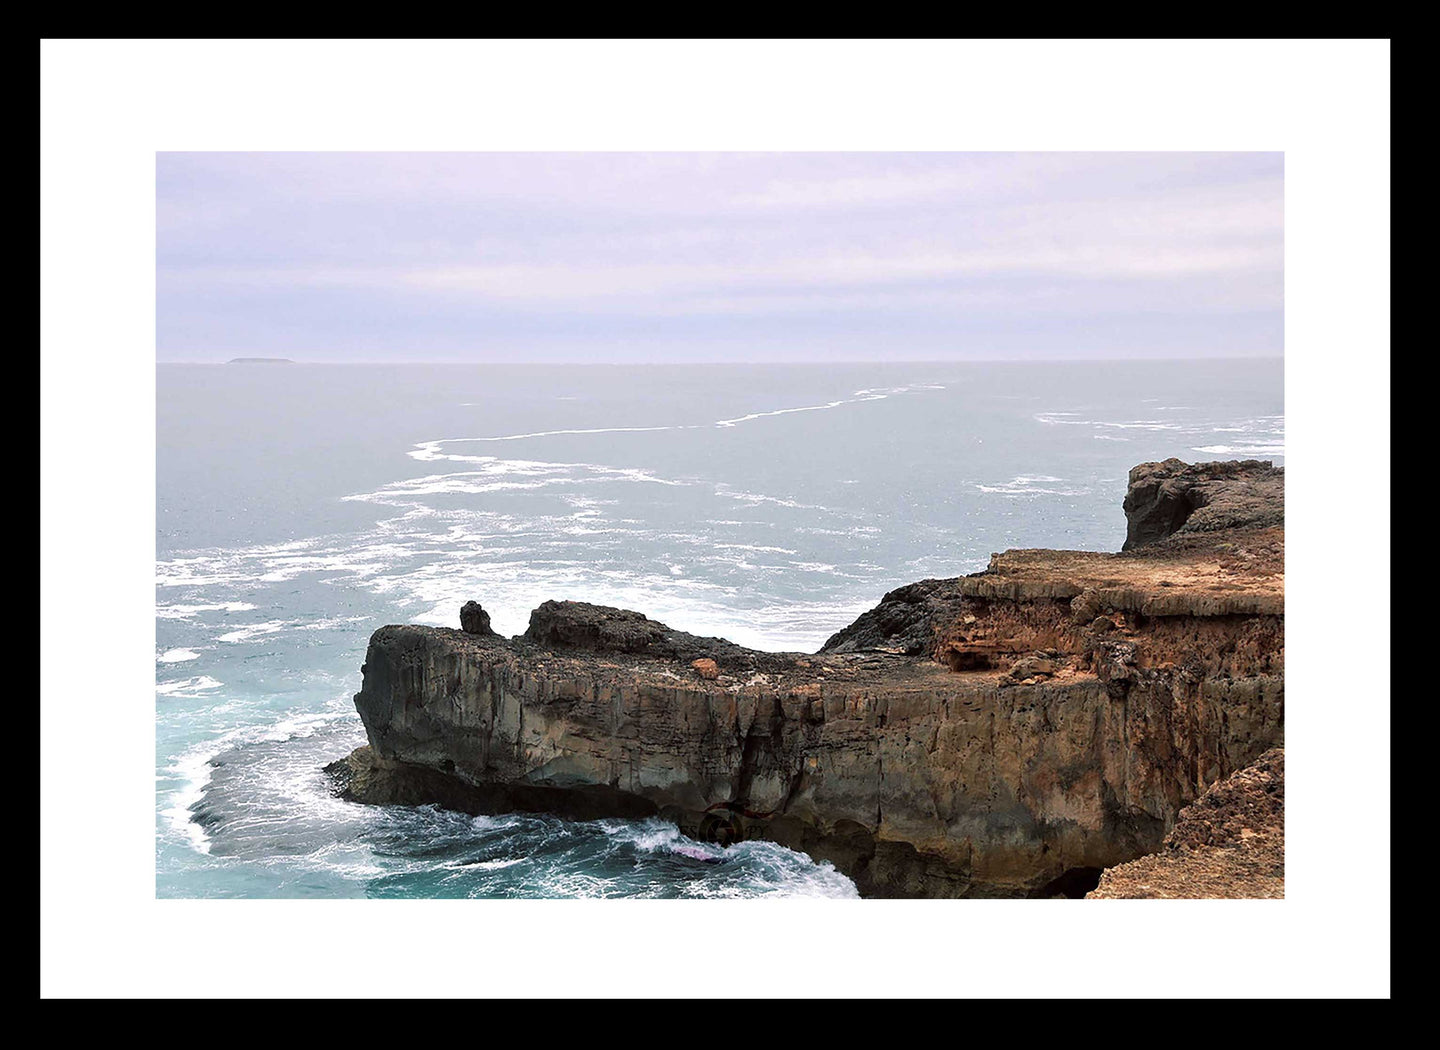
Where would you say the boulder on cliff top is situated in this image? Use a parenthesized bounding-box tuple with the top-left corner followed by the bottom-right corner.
(523, 600, 669, 653)
(519, 599, 788, 671)
(820, 577, 969, 655)
(1122, 458, 1284, 551)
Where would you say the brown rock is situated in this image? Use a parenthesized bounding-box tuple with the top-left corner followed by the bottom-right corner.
(691, 658, 720, 680)
(1122, 458, 1284, 550)
(343, 612, 1281, 897)
(1006, 651, 1062, 681)
(1086, 748, 1285, 899)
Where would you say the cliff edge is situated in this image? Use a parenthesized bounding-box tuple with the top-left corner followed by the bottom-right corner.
(1121, 458, 1284, 551)
(328, 459, 1284, 898)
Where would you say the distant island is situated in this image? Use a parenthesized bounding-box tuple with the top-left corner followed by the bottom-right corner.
(227, 357, 294, 364)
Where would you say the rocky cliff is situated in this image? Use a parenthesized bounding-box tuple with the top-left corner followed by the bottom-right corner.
(1086, 748, 1284, 898)
(1121, 458, 1284, 550)
(329, 459, 1284, 898)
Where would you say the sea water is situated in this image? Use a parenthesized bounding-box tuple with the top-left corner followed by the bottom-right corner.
(156, 360, 1283, 898)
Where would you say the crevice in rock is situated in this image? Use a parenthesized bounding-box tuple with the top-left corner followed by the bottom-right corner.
(1032, 866, 1104, 899)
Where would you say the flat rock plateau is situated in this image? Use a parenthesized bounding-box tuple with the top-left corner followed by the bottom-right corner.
(328, 458, 1284, 898)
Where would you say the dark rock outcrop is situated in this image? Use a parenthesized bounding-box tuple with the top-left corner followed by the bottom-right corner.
(324, 745, 658, 822)
(520, 599, 793, 673)
(331, 459, 1285, 898)
(459, 601, 497, 636)
(522, 599, 664, 652)
(1122, 458, 1284, 550)
(820, 578, 968, 655)
(1087, 748, 1284, 898)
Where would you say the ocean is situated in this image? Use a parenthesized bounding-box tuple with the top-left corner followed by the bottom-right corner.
(155, 359, 1284, 898)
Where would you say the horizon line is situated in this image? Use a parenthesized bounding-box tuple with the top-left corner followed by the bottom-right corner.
(157, 355, 1286, 366)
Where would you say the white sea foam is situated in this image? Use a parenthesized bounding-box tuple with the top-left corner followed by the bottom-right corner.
(715, 397, 874, 427)
(161, 702, 360, 855)
(1191, 444, 1286, 457)
(453, 857, 524, 871)
(171, 480, 890, 649)
(713, 543, 799, 555)
(296, 616, 372, 631)
(714, 384, 939, 428)
(215, 620, 292, 643)
(976, 475, 1088, 497)
(1036, 413, 1184, 431)
(713, 485, 831, 512)
(156, 675, 223, 696)
(163, 747, 218, 854)
(440, 425, 686, 443)
(352, 458, 687, 506)
(157, 648, 201, 663)
(157, 540, 419, 590)
(155, 601, 258, 618)
(427, 382, 945, 447)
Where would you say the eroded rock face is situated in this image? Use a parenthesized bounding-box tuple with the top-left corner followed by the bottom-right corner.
(1122, 459, 1284, 550)
(341, 609, 1281, 896)
(332, 459, 1285, 898)
(1087, 748, 1284, 898)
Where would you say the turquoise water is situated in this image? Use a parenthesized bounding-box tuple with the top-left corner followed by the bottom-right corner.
(156, 360, 1284, 898)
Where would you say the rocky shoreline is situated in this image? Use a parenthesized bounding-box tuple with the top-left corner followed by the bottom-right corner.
(327, 458, 1285, 898)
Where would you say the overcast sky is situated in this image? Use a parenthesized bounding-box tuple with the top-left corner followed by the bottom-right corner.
(157, 152, 1282, 363)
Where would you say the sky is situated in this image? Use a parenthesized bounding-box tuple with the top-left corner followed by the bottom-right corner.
(156, 152, 1283, 363)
